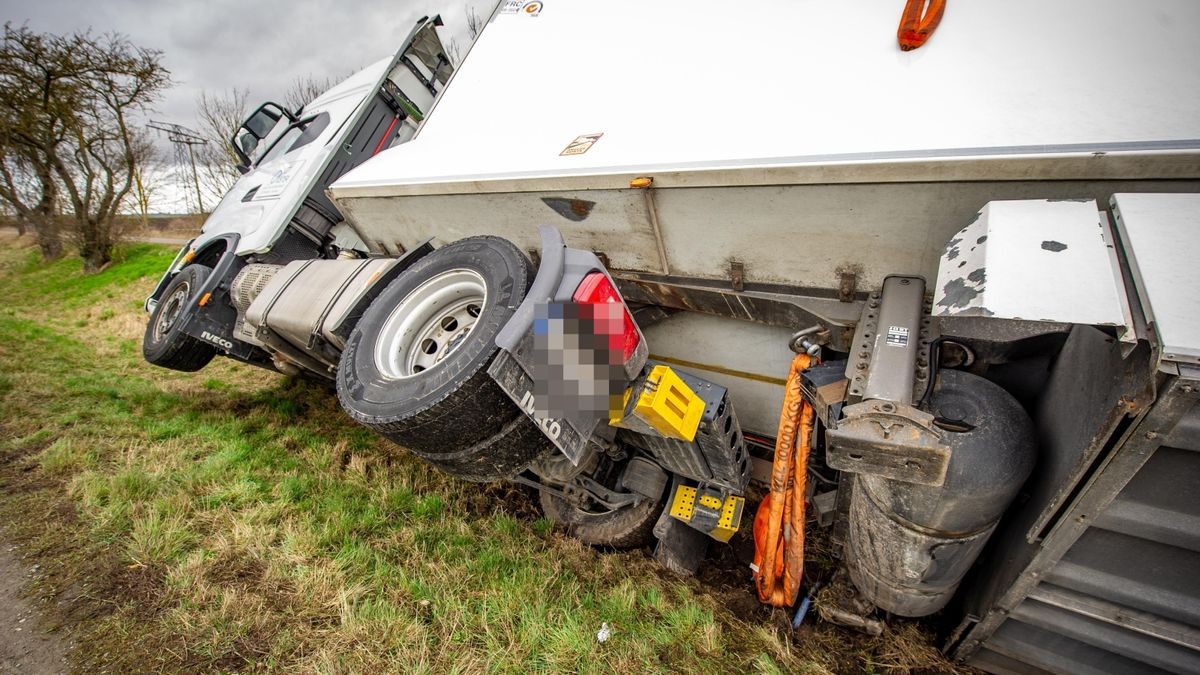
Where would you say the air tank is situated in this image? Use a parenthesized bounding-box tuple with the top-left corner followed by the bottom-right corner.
(845, 368, 1036, 617)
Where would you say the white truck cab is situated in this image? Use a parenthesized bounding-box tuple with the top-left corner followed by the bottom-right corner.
(146, 15, 452, 313)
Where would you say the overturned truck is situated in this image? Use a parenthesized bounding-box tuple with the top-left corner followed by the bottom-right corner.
(143, 3, 1200, 672)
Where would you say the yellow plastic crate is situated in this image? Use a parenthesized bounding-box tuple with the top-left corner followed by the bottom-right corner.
(670, 485, 745, 543)
(631, 365, 705, 441)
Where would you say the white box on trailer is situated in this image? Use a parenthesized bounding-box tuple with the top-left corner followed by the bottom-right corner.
(329, 0, 1200, 291)
(334, 0, 1200, 192)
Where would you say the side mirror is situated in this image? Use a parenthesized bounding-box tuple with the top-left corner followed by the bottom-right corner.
(238, 131, 259, 157)
(229, 102, 294, 170)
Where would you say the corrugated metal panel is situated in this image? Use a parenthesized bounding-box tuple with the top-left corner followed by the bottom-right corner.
(962, 384, 1200, 674)
(970, 645, 1055, 675)
(984, 619, 1173, 675)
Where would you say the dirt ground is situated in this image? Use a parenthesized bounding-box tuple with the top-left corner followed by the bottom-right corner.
(0, 542, 70, 675)
(1, 216, 196, 248)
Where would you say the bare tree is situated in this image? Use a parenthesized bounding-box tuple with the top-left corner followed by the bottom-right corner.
(444, 40, 463, 67)
(283, 74, 335, 114)
(194, 88, 247, 208)
(0, 24, 171, 271)
(60, 35, 170, 271)
(445, 5, 486, 66)
(0, 154, 43, 236)
(129, 128, 162, 228)
(465, 5, 485, 39)
(0, 23, 82, 259)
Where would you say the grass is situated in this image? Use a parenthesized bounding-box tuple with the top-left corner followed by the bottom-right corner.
(0, 232, 962, 673)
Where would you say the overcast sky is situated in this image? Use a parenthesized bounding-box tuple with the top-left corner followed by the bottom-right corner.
(1, 0, 490, 211)
(2, 0, 487, 135)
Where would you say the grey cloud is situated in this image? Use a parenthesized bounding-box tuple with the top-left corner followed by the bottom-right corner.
(2, 0, 483, 133)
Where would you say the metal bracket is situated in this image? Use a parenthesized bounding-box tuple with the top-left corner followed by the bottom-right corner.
(576, 475, 642, 509)
(826, 400, 950, 486)
(843, 276, 926, 404)
(512, 471, 641, 510)
(839, 271, 858, 303)
(614, 273, 862, 352)
(730, 260, 745, 292)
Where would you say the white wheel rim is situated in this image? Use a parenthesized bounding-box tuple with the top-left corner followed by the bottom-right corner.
(373, 269, 487, 379)
(155, 281, 190, 340)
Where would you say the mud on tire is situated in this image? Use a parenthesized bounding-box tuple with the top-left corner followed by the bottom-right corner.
(539, 486, 666, 550)
(142, 264, 217, 372)
(336, 236, 550, 481)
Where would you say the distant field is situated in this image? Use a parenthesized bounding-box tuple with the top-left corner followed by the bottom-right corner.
(0, 233, 958, 673)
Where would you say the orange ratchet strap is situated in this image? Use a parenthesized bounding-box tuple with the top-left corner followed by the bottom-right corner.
(897, 0, 946, 51)
(752, 353, 816, 607)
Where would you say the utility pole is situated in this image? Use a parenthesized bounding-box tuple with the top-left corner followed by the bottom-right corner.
(148, 120, 208, 214)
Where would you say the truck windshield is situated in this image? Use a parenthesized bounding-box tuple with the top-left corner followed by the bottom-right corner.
(258, 126, 304, 165)
(255, 112, 332, 167)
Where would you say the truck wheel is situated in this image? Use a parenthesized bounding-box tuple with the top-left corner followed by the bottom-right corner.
(336, 236, 545, 481)
(410, 409, 553, 482)
(539, 487, 665, 549)
(142, 264, 217, 372)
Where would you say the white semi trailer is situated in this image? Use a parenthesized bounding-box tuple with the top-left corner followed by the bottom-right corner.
(143, 3, 1200, 672)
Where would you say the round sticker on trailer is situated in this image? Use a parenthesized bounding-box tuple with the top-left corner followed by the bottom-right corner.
(501, 0, 542, 15)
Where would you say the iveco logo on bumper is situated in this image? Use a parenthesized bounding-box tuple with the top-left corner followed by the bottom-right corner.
(519, 390, 562, 441)
(201, 331, 234, 350)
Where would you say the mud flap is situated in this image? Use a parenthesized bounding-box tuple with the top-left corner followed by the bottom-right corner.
(652, 480, 712, 576)
(174, 234, 259, 360)
(487, 225, 648, 464)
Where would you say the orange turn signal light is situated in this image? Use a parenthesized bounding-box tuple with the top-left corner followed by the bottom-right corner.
(897, 0, 945, 51)
(629, 176, 654, 189)
(198, 292, 212, 307)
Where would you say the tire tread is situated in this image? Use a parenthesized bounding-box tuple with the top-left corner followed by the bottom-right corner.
(336, 237, 542, 481)
(539, 489, 663, 549)
(142, 265, 217, 373)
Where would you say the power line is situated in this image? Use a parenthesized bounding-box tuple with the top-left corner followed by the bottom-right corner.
(148, 120, 207, 214)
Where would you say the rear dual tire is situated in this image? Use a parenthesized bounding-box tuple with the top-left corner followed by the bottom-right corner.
(336, 237, 552, 481)
(539, 487, 664, 549)
(337, 235, 666, 548)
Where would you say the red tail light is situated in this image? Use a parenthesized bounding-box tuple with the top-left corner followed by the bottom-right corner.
(572, 271, 640, 362)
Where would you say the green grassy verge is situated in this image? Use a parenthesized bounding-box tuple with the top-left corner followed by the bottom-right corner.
(0, 234, 955, 673)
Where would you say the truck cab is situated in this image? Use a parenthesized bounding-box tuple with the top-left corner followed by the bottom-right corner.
(146, 15, 452, 315)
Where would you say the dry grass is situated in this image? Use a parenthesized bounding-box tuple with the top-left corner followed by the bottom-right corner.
(0, 231, 970, 673)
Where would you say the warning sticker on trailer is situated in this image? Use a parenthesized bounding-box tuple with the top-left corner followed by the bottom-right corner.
(886, 326, 909, 347)
(560, 133, 603, 156)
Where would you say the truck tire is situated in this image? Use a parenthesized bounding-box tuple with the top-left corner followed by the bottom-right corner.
(142, 264, 217, 372)
(539, 487, 666, 549)
(336, 236, 546, 481)
(410, 409, 554, 482)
